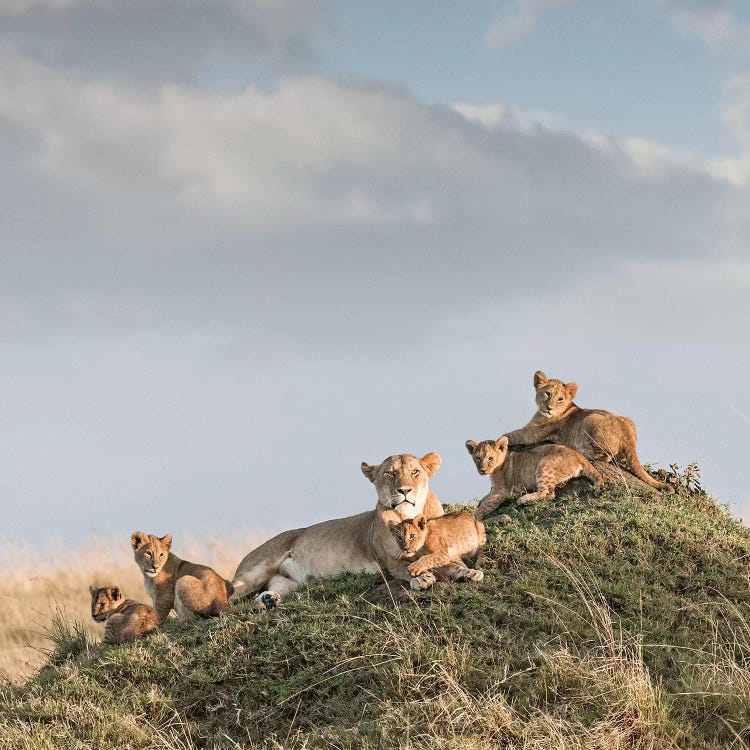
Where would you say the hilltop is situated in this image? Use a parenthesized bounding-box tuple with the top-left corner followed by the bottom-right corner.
(1, 467, 748, 749)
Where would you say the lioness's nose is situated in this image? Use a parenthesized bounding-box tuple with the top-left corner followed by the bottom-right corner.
(398, 487, 412, 497)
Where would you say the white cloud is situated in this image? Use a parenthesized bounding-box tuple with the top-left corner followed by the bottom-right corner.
(0, 46, 745, 354)
(658, 0, 750, 55)
(483, 0, 576, 51)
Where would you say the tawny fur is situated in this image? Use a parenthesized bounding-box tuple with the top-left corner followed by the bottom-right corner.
(89, 585, 159, 644)
(231, 453, 445, 607)
(466, 436, 604, 519)
(131, 532, 234, 623)
(389, 511, 486, 584)
(502, 370, 672, 492)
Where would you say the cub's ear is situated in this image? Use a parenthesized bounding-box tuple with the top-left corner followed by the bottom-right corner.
(534, 370, 548, 388)
(565, 381, 578, 400)
(110, 587, 121, 601)
(420, 452, 441, 477)
(495, 436, 509, 451)
(465, 440, 477, 455)
(414, 514, 427, 530)
(88, 585, 96, 596)
(361, 462, 378, 483)
(131, 531, 148, 550)
(159, 533, 172, 549)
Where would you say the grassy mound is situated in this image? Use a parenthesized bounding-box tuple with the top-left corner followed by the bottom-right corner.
(1, 472, 749, 749)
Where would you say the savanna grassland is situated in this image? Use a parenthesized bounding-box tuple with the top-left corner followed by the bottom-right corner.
(1, 471, 750, 749)
(0, 533, 265, 683)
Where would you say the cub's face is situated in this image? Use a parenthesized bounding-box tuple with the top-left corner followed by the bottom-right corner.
(361, 452, 441, 515)
(89, 585, 122, 622)
(389, 515, 428, 558)
(533, 370, 578, 418)
(131, 531, 172, 578)
(465, 438, 509, 475)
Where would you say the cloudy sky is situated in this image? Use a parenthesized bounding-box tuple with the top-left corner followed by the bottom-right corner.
(1, 0, 748, 546)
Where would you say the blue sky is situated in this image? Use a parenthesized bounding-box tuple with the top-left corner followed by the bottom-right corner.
(0, 0, 748, 544)
(325, 1, 738, 155)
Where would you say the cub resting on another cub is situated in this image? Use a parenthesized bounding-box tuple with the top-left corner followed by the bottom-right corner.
(131, 532, 234, 623)
(503, 370, 671, 492)
(89, 585, 159, 644)
(466, 437, 603, 520)
(389, 511, 486, 584)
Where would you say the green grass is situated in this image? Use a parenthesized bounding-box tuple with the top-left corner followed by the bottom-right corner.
(1, 475, 749, 749)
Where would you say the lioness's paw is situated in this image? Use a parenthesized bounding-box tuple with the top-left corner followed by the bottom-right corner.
(464, 568, 484, 582)
(409, 571, 436, 590)
(254, 591, 281, 611)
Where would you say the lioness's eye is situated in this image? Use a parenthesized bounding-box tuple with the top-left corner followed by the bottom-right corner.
(410, 469, 419, 476)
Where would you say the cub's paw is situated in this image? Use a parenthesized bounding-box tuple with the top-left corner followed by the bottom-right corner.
(464, 568, 484, 582)
(409, 571, 437, 591)
(254, 591, 281, 611)
(407, 561, 430, 577)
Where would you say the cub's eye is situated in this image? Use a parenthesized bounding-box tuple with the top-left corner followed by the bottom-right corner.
(160, 552, 166, 558)
(557, 397, 564, 402)
(410, 469, 419, 476)
(545, 391, 551, 397)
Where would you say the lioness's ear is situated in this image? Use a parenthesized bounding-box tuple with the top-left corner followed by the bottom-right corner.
(88, 585, 96, 596)
(465, 440, 477, 455)
(361, 462, 378, 483)
(414, 514, 427, 530)
(159, 533, 172, 549)
(131, 531, 148, 550)
(534, 370, 548, 388)
(386, 520, 399, 534)
(565, 381, 578, 400)
(420, 452, 441, 477)
(495, 436, 509, 451)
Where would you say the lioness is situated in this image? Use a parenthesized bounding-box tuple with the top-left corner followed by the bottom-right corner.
(466, 436, 603, 519)
(231, 453, 445, 608)
(389, 511, 485, 583)
(131, 532, 234, 623)
(502, 370, 671, 492)
(89, 585, 159, 644)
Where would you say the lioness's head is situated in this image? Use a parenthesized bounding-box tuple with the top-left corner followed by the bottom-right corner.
(465, 437, 509, 475)
(361, 452, 441, 515)
(533, 370, 577, 418)
(89, 585, 123, 622)
(131, 531, 172, 578)
(388, 515, 428, 559)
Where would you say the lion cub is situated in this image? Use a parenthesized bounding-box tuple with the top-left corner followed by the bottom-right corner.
(131, 532, 234, 623)
(89, 585, 159, 644)
(503, 370, 671, 492)
(389, 511, 486, 585)
(466, 436, 603, 519)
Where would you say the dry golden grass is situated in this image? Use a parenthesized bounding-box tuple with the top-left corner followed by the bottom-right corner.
(0, 531, 266, 682)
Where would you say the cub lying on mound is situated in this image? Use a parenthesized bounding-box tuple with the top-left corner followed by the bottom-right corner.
(231, 453, 445, 609)
(131, 532, 234, 623)
(503, 370, 671, 492)
(389, 511, 486, 585)
(466, 436, 603, 519)
(89, 585, 159, 644)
